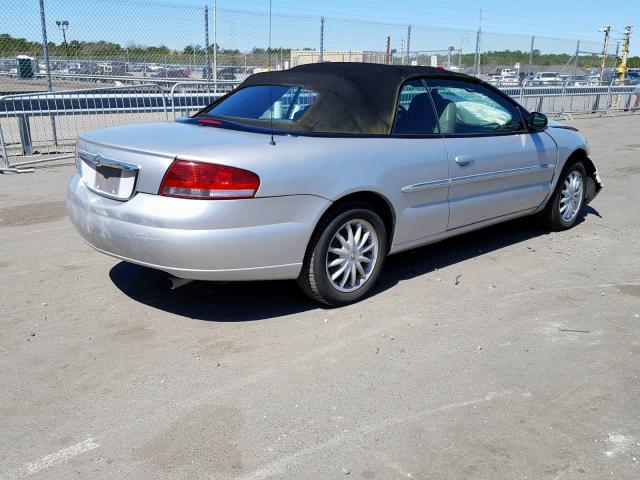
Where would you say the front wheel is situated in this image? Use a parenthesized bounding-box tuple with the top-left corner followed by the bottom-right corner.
(542, 161, 586, 231)
(297, 202, 387, 306)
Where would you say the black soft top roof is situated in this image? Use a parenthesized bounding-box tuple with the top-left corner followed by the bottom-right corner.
(239, 62, 478, 135)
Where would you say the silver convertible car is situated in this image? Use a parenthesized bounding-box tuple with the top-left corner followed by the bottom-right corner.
(67, 63, 601, 305)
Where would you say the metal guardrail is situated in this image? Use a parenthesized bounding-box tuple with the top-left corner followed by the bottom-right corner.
(1, 80, 639, 172)
(35, 72, 243, 89)
(0, 84, 167, 171)
(169, 81, 225, 118)
(500, 83, 639, 119)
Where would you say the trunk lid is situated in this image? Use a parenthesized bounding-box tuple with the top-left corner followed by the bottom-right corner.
(77, 121, 274, 197)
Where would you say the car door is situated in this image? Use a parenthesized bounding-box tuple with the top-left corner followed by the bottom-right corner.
(425, 79, 558, 230)
(389, 79, 450, 246)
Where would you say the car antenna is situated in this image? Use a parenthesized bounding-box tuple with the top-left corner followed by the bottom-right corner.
(268, 0, 276, 146)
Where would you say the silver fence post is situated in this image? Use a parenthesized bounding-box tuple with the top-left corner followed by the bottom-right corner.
(474, 9, 482, 76)
(170, 83, 178, 119)
(528, 35, 534, 77)
(204, 5, 211, 91)
(0, 122, 9, 168)
(158, 85, 168, 121)
(474, 28, 481, 76)
(560, 81, 568, 117)
(319, 17, 324, 63)
(213, 0, 217, 93)
(38, 0, 53, 93)
(39, 0, 58, 148)
(406, 25, 411, 64)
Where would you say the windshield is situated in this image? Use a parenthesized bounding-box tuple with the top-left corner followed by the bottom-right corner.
(200, 85, 318, 126)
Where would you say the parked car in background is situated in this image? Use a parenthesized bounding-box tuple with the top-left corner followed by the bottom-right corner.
(67, 63, 601, 305)
(152, 67, 192, 78)
(625, 70, 640, 85)
(562, 75, 598, 87)
(217, 67, 237, 80)
(600, 68, 640, 85)
(530, 71, 562, 85)
(487, 75, 520, 87)
(487, 68, 520, 86)
(202, 65, 237, 80)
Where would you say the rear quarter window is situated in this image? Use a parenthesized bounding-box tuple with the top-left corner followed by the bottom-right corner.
(203, 85, 318, 123)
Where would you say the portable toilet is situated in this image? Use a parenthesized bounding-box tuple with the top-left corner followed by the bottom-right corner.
(16, 55, 35, 79)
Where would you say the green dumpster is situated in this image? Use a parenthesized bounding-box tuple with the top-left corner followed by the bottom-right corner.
(16, 55, 34, 79)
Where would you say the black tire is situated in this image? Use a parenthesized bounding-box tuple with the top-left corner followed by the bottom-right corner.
(297, 202, 387, 306)
(542, 160, 587, 231)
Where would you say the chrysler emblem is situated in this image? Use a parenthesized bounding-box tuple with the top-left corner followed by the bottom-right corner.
(93, 155, 103, 168)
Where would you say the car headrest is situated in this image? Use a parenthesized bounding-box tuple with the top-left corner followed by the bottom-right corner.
(407, 93, 434, 119)
(438, 102, 457, 134)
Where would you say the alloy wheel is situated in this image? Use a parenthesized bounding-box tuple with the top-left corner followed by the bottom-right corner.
(325, 219, 379, 293)
(559, 170, 584, 223)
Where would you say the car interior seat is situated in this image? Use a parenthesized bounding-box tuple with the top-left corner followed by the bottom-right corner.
(431, 92, 457, 134)
(395, 93, 438, 134)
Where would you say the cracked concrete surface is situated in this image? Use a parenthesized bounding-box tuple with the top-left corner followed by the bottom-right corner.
(1, 114, 639, 479)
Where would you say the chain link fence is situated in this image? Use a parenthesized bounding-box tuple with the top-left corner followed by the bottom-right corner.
(1, 0, 639, 171)
(1, 0, 633, 93)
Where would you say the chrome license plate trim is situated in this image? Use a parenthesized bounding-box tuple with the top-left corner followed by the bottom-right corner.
(78, 150, 140, 201)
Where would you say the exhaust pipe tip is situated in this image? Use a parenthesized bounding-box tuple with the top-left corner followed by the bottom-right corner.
(167, 276, 194, 290)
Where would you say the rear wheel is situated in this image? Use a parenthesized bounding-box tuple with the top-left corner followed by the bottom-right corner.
(297, 202, 387, 306)
(542, 160, 586, 231)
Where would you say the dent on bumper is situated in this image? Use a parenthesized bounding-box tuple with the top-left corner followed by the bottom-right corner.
(66, 174, 330, 280)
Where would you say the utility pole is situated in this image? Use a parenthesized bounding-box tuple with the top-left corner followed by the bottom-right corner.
(38, 0, 52, 92)
(599, 25, 611, 83)
(39, 0, 57, 147)
(213, 0, 217, 92)
(617, 25, 632, 83)
(319, 17, 324, 63)
(385, 36, 391, 65)
(406, 26, 411, 64)
(204, 6, 211, 86)
(574, 39, 580, 76)
(474, 9, 482, 76)
(400, 38, 405, 64)
(56, 20, 69, 70)
(527, 35, 535, 79)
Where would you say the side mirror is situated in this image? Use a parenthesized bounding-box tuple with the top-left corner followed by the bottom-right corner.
(528, 111, 548, 131)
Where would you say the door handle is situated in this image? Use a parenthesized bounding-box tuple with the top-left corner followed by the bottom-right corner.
(454, 155, 475, 166)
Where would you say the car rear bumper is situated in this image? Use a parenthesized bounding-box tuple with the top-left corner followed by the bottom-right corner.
(66, 174, 330, 280)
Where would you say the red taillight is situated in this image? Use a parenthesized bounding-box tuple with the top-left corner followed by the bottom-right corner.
(159, 160, 260, 200)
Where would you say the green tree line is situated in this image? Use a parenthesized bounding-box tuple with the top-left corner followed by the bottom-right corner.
(2, 33, 639, 68)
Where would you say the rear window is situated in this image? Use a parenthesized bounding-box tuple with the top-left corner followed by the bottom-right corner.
(201, 85, 318, 124)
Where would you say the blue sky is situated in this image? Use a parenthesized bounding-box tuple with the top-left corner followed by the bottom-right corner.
(2, 0, 638, 55)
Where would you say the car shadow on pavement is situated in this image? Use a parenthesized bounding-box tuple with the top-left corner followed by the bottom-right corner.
(109, 261, 318, 322)
(109, 206, 600, 321)
(374, 205, 599, 294)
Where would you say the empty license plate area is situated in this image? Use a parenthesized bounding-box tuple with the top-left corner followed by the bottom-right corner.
(79, 151, 138, 200)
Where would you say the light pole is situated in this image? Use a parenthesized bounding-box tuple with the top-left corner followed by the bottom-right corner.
(55, 20, 69, 71)
(447, 46, 454, 69)
(598, 26, 611, 83)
